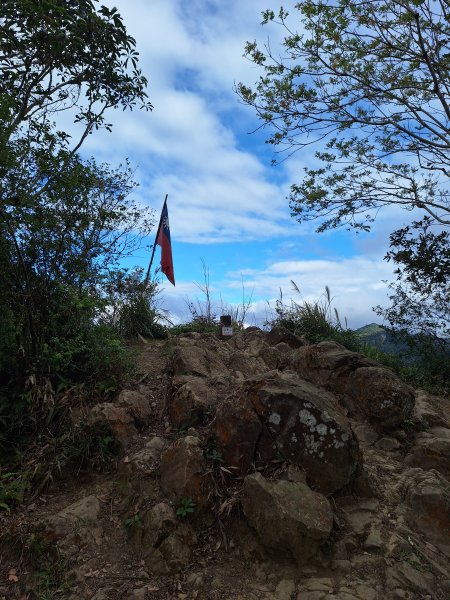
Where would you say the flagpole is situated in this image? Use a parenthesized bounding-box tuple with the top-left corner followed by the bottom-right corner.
(143, 194, 168, 290)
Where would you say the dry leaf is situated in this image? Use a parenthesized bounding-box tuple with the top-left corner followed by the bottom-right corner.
(8, 569, 19, 583)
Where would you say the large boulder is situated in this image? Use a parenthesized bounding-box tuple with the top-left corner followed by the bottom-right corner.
(88, 403, 137, 448)
(116, 389, 153, 427)
(345, 367, 415, 429)
(248, 372, 360, 495)
(291, 342, 416, 430)
(215, 392, 263, 474)
(291, 341, 376, 393)
(170, 339, 228, 378)
(160, 436, 212, 509)
(241, 473, 333, 563)
(266, 326, 306, 349)
(169, 375, 219, 427)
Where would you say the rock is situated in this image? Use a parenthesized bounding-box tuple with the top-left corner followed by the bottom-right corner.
(170, 341, 227, 378)
(259, 345, 290, 370)
(332, 540, 348, 560)
(228, 350, 267, 378)
(140, 503, 196, 574)
(404, 430, 450, 478)
(36, 495, 102, 560)
(353, 585, 378, 600)
(241, 473, 333, 563)
(273, 579, 296, 600)
(291, 342, 415, 430)
(145, 435, 166, 452)
(160, 436, 211, 508)
(142, 502, 177, 548)
(331, 559, 351, 573)
(386, 561, 436, 594)
(266, 326, 305, 349)
(91, 590, 111, 600)
(353, 424, 379, 446)
(45, 495, 101, 538)
(363, 527, 384, 552)
(296, 578, 334, 600)
(374, 437, 401, 451)
(131, 589, 147, 600)
(169, 375, 218, 427)
(291, 341, 376, 393)
(186, 571, 204, 588)
(345, 509, 375, 538)
(345, 367, 415, 429)
(215, 392, 262, 474)
(88, 402, 136, 447)
(338, 498, 379, 539)
(158, 522, 197, 571)
(117, 389, 152, 426)
(284, 465, 307, 483)
(413, 390, 450, 428)
(118, 438, 165, 496)
(352, 464, 381, 498)
(399, 467, 450, 546)
(246, 371, 360, 495)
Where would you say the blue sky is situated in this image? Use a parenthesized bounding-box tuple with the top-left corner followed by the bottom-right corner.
(80, 0, 403, 327)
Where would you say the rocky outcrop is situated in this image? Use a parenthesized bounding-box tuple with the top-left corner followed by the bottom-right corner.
(7, 331, 450, 600)
(291, 341, 415, 429)
(241, 473, 333, 563)
(236, 372, 359, 495)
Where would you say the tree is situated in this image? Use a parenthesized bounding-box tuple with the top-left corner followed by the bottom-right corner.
(238, 0, 450, 231)
(375, 217, 450, 388)
(238, 1, 450, 388)
(0, 1, 156, 386)
(1, 0, 151, 150)
(0, 154, 154, 378)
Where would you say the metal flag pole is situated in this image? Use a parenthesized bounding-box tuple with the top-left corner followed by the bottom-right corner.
(143, 193, 168, 290)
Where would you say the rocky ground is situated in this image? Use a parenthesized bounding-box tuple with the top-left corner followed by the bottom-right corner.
(1, 328, 449, 600)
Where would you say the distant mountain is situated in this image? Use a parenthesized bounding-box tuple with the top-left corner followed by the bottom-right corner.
(355, 323, 450, 359)
(355, 323, 409, 355)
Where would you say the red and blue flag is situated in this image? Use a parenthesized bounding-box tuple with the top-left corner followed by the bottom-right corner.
(156, 199, 175, 286)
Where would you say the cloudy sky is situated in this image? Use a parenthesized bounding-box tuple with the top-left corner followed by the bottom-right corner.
(82, 0, 403, 328)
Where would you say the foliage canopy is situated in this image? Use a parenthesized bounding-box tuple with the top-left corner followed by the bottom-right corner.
(238, 0, 450, 231)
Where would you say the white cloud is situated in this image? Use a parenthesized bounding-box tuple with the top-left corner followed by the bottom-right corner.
(75, 0, 297, 244)
(221, 255, 396, 329)
(156, 254, 396, 329)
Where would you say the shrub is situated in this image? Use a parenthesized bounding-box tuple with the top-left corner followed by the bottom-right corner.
(269, 283, 361, 351)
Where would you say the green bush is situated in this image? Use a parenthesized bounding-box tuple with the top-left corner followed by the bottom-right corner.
(169, 317, 219, 336)
(269, 284, 361, 351)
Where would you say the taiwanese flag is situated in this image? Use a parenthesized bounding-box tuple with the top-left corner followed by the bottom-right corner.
(156, 198, 175, 285)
